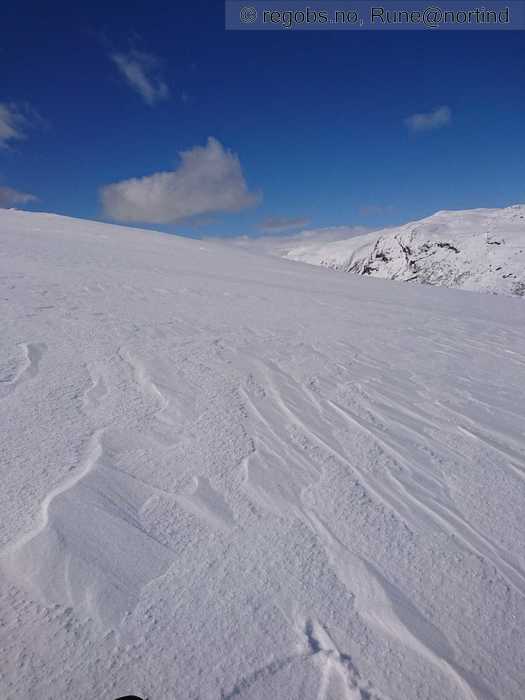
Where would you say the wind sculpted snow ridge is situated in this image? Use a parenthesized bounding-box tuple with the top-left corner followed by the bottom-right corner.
(1, 209, 525, 699)
(285, 205, 525, 297)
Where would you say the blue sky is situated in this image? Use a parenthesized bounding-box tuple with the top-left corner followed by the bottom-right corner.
(1, 0, 524, 238)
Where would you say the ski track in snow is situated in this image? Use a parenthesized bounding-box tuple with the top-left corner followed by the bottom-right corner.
(222, 617, 382, 700)
(1, 209, 525, 699)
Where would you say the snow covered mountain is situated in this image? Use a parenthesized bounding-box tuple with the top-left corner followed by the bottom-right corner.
(286, 205, 525, 297)
(1, 208, 525, 700)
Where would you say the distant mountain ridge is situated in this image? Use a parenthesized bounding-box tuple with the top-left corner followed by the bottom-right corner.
(285, 205, 525, 297)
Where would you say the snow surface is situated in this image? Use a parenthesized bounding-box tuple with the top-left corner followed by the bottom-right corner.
(1, 208, 525, 700)
(285, 205, 525, 297)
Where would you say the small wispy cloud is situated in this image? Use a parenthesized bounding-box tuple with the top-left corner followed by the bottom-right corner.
(110, 50, 169, 105)
(228, 225, 372, 256)
(404, 106, 451, 132)
(258, 216, 310, 234)
(0, 103, 30, 148)
(101, 137, 261, 224)
(0, 185, 38, 208)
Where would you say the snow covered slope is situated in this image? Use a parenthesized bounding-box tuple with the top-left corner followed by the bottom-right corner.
(1, 209, 525, 700)
(286, 205, 525, 297)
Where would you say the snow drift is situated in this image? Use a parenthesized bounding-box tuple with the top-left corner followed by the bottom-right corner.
(1, 208, 525, 699)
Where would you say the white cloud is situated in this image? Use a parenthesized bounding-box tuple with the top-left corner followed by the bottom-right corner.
(0, 103, 28, 148)
(227, 225, 372, 256)
(0, 185, 37, 208)
(101, 137, 261, 224)
(404, 106, 452, 132)
(258, 216, 310, 234)
(111, 50, 169, 105)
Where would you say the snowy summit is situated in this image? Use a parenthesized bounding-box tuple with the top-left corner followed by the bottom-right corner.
(286, 205, 525, 297)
